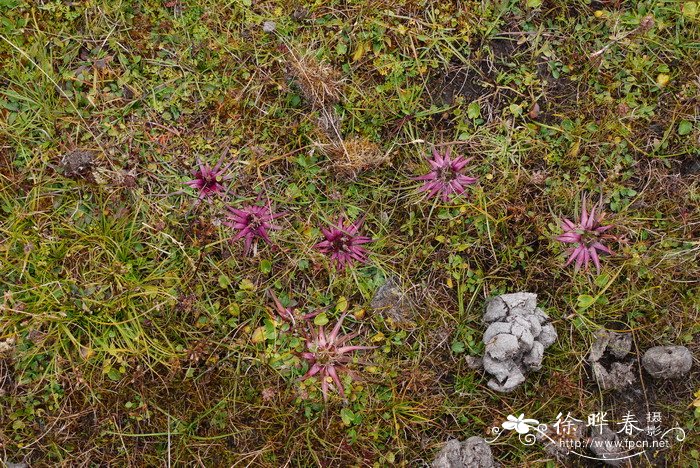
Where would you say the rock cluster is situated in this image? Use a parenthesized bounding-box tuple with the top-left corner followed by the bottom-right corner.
(588, 332, 694, 389)
(431, 437, 496, 468)
(588, 330, 636, 391)
(481, 292, 557, 393)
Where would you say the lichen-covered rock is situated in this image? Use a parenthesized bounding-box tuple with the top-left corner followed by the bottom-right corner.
(464, 355, 483, 370)
(588, 425, 626, 466)
(481, 292, 557, 393)
(588, 330, 632, 362)
(588, 330, 636, 390)
(591, 361, 636, 390)
(370, 276, 413, 323)
(431, 437, 496, 468)
(642, 346, 693, 379)
(60, 149, 94, 179)
(537, 418, 586, 462)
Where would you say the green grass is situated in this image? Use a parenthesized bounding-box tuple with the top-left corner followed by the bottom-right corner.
(1, 0, 699, 466)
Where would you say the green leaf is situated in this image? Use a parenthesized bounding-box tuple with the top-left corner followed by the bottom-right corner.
(509, 103, 522, 116)
(467, 101, 480, 119)
(594, 273, 610, 288)
(681, 2, 698, 18)
(577, 294, 596, 310)
(451, 341, 466, 354)
(260, 259, 272, 274)
(526, 0, 542, 7)
(335, 296, 348, 313)
(678, 120, 693, 136)
(107, 368, 122, 381)
(314, 313, 329, 326)
(340, 408, 355, 426)
(561, 119, 574, 131)
(239, 279, 255, 291)
(264, 320, 277, 340)
(218, 274, 231, 289)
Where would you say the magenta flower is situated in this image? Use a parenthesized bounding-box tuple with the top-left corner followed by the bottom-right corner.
(185, 158, 232, 200)
(556, 200, 614, 273)
(267, 290, 320, 326)
(300, 313, 375, 401)
(314, 217, 373, 270)
(223, 202, 284, 254)
(415, 147, 478, 202)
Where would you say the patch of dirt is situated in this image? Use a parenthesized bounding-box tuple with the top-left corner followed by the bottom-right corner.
(0, 144, 15, 182)
(0, 357, 15, 397)
(430, 64, 490, 107)
(59, 149, 95, 181)
(680, 155, 700, 177)
(426, 33, 526, 125)
(535, 60, 589, 123)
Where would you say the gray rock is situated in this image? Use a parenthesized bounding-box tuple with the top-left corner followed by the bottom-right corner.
(465, 356, 483, 370)
(431, 437, 496, 468)
(589, 425, 626, 466)
(482, 354, 526, 392)
(589, 330, 632, 362)
(480, 292, 557, 393)
(592, 361, 636, 390)
(483, 322, 512, 344)
(537, 418, 586, 462)
(60, 149, 94, 179)
(483, 292, 537, 323)
(262, 21, 276, 33)
(642, 346, 693, 379)
(486, 334, 520, 361)
(370, 276, 413, 323)
(538, 322, 558, 349)
(588, 330, 636, 390)
(523, 341, 544, 369)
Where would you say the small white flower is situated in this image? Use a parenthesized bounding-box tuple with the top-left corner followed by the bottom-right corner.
(502, 414, 539, 434)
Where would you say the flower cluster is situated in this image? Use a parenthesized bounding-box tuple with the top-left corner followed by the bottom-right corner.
(415, 147, 478, 202)
(299, 313, 375, 401)
(183, 143, 621, 406)
(223, 203, 284, 254)
(184, 157, 373, 266)
(264, 293, 375, 401)
(185, 158, 233, 201)
(556, 199, 614, 273)
(314, 217, 372, 270)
